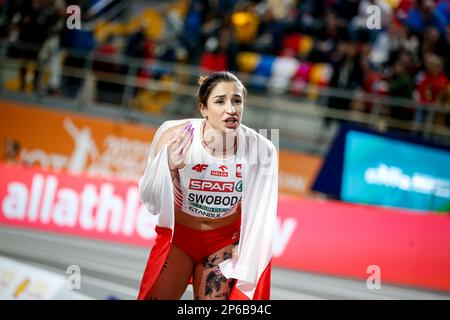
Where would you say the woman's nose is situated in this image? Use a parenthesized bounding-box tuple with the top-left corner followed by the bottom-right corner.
(226, 101, 237, 113)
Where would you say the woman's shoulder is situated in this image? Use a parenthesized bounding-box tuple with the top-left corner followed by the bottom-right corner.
(240, 123, 277, 151)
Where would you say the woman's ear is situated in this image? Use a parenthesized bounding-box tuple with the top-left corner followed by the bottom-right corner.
(199, 103, 208, 118)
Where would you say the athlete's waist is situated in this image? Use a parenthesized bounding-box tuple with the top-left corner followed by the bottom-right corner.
(174, 206, 241, 231)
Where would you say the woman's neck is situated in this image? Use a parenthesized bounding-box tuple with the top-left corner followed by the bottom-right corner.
(202, 120, 237, 157)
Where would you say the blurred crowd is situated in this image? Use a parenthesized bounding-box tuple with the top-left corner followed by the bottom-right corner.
(0, 0, 449, 126)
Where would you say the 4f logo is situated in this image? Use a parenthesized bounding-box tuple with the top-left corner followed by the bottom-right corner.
(366, 5, 381, 30)
(66, 5, 81, 30)
(192, 164, 208, 172)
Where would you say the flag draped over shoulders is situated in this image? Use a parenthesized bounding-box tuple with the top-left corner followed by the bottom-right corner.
(137, 118, 278, 300)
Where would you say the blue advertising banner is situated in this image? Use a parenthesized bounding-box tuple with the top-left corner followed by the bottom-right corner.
(342, 131, 450, 212)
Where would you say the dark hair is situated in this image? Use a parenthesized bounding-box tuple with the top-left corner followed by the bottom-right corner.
(196, 71, 247, 110)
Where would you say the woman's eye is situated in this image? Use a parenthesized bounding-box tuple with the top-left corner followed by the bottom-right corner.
(215, 100, 224, 104)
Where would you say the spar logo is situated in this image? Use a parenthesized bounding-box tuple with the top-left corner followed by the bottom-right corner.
(211, 165, 228, 177)
(189, 179, 234, 192)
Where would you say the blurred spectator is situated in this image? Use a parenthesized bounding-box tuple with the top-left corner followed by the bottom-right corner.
(199, 14, 240, 72)
(163, 6, 184, 45)
(325, 40, 364, 126)
(369, 20, 409, 70)
(39, 0, 66, 95)
(332, 0, 361, 26)
(218, 15, 239, 71)
(125, 26, 150, 59)
(435, 0, 450, 26)
(59, 0, 95, 98)
(415, 53, 449, 127)
(308, 10, 347, 63)
(406, 0, 446, 35)
(181, 0, 206, 61)
(295, 0, 327, 35)
(200, 11, 221, 42)
(231, 2, 259, 47)
(263, 0, 295, 21)
(395, 0, 415, 22)
(420, 26, 447, 60)
(200, 36, 228, 71)
(388, 58, 415, 121)
(8, 0, 62, 92)
(394, 24, 420, 62)
(252, 7, 285, 55)
(417, 53, 449, 104)
(91, 35, 124, 104)
(443, 23, 450, 79)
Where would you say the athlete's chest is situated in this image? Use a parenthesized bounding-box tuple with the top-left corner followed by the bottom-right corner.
(180, 162, 243, 194)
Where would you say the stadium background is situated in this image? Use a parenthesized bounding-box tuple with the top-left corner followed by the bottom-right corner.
(0, 0, 449, 300)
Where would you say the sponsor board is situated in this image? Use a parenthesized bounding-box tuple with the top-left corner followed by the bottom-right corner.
(0, 100, 156, 181)
(274, 196, 450, 292)
(278, 150, 322, 197)
(342, 131, 450, 211)
(0, 164, 157, 246)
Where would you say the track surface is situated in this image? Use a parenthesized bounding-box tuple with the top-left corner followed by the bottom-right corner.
(1, 227, 449, 300)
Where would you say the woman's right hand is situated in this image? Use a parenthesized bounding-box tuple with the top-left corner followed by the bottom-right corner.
(167, 122, 194, 171)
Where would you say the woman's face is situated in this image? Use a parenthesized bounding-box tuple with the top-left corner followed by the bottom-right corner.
(200, 81, 244, 134)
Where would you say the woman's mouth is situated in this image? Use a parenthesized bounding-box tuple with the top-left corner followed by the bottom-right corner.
(224, 117, 239, 129)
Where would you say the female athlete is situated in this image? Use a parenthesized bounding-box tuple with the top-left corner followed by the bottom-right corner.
(137, 71, 278, 300)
